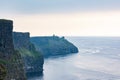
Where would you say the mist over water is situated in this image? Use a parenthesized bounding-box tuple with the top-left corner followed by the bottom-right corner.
(28, 37, 120, 80)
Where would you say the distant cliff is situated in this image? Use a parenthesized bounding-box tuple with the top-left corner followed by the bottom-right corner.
(13, 32, 44, 76)
(30, 36, 78, 57)
(0, 19, 26, 80)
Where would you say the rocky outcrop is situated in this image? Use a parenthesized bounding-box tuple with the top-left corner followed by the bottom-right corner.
(13, 32, 44, 76)
(0, 19, 26, 80)
(30, 36, 78, 57)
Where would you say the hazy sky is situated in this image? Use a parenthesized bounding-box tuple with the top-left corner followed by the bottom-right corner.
(0, 0, 120, 36)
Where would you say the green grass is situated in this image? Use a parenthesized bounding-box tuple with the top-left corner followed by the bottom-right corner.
(0, 59, 8, 65)
(17, 48, 41, 58)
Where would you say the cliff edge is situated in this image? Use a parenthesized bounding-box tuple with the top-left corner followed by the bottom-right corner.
(30, 36, 78, 57)
(13, 32, 44, 76)
(0, 19, 26, 80)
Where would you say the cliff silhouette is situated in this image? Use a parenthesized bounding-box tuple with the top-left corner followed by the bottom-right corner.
(0, 19, 79, 80)
(31, 36, 78, 57)
(0, 19, 26, 80)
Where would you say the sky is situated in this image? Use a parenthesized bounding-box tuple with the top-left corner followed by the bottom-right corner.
(0, 0, 120, 36)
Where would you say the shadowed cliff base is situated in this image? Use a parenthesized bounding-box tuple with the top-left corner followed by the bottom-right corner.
(0, 64, 7, 80)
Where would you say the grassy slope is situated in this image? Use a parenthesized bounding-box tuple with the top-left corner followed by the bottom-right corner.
(17, 48, 42, 58)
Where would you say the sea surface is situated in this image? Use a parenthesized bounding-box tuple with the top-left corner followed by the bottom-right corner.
(28, 37, 120, 80)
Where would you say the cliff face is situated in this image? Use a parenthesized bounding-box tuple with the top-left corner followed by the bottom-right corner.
(13, 32, 44, 75)
(30, 36, 78, 57)
(0, 19, 26, 80)
(13, 32, 30, 50)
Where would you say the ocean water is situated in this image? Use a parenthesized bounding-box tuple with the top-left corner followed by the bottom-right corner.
(28, 37, 120, 80)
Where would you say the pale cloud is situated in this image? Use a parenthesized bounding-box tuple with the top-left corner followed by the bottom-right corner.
(0, 0, 120, 36)
(2, 10, 119, 36)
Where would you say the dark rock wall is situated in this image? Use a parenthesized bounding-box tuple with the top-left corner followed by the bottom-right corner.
(13, 32, 44, 75)
(0, 19, 26, 80)
(30, 36, 78, 57)
(13, 32, 30, 50)
(0, 20, 14, 58)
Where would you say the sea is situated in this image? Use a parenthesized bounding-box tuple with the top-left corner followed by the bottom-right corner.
(28, 37, 120, 80)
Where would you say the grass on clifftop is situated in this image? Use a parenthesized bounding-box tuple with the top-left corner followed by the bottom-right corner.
(18, 48, 42, 58)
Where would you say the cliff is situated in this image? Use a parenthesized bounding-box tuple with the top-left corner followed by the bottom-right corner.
(13, 32, 44, 76)
(30, 36, 78, 57)
(0, 19, 26, 80)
